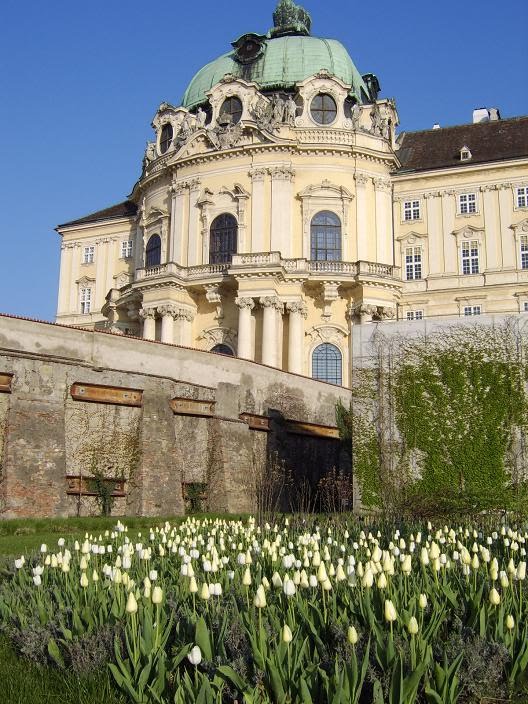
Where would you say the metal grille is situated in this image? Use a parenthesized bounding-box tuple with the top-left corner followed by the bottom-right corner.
(311, 211, 341, 261)
(312, 343, 342, 385)
(209, 214, 238, 264)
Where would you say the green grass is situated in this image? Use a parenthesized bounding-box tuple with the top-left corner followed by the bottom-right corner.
(0, 636, 125, 704)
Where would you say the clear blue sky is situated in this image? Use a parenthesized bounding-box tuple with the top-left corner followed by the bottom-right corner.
(0, 0, 526, 321)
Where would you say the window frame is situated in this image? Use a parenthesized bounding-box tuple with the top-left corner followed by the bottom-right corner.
(406, 310, 424, 321)
(405, 245, 422, 280)
(80, 287, 92, 315)
(145, 234, 162, 268)
(463, 305, 481, 317)
(159, 123, 173, 154)
(516, 186, 528, 209)
(310, 93, 338, 126)
(457, 192, 477, 215)
(520, 235, 528, 270)
(311, 342, 343, 386)
(219, 96, 243, 125)
(403, 200, 421, 222)
(310, 210, 342, 262)
(82, 245, 95, 264)
(121, 240, 133, 259)
(209, 213, 238, 265)
(461, 239, 480, 275)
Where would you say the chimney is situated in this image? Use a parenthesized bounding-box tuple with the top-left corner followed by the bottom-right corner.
(473, 107, 501, 123)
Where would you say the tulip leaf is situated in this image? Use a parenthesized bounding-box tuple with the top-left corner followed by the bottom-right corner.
(195, 616, 213, 661)
(47, 637, 64, 668)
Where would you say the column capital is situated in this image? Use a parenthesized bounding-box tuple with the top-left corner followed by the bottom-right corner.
(249, 167, 267, 182)
(269, 166, 295, 181)
(286, 300, 308, 318)
(373, 177, 392, 193)
(175, 308, 195, 322)
(235, 297, 255, 310)
(259, 296, 284, 312)
(158, 304, 179, 319)
(139, 307, 156, 320)
(354, 172, 370, 187)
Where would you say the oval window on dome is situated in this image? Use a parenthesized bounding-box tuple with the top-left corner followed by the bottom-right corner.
(219, 96, 243, 125)
(159, 124, 173, 154)
(310, 93, 337, 125)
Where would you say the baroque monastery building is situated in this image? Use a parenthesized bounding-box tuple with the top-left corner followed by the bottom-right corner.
(56, 0, 528, 387)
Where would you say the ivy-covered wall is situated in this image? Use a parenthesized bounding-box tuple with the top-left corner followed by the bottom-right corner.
(342, 320, 528, 514)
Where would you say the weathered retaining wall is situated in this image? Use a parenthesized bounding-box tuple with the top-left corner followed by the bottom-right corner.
(0, 315, 351, 518)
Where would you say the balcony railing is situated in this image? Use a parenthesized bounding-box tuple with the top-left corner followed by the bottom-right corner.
(135, 255, 399, 283)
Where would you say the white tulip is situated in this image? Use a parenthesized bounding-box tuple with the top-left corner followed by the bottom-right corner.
(188, 645, 202, 666)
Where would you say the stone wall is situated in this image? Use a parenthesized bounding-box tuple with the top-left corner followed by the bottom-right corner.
(0, 315, 350, 518)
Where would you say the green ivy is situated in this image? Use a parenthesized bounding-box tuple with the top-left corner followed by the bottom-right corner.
(338, 322, 528, 515)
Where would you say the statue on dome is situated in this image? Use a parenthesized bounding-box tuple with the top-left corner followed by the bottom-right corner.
(369, 103, 384, 137)
(350, 102, 361, 131)
(271, 0, 311, 37)
(196, 107, 207, 129)
(142, 141, 157, 170)
(284, 95, 298, 126)
(271, 94, 286, 124)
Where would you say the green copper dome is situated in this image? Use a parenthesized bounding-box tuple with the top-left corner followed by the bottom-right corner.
(181, 2, 371, 109)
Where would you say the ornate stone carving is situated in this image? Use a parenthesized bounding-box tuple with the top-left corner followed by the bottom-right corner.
(354, 173, 370, 186)
(199, 326, 238, 351)
(373, 177, 392, 193)
(351, 303, 377, 323)
(206, 121, 244, 151)
(235, 297, 255, 310)
(321, 282, 340, 319)
(142, 141, 156, 170)
(158, 304, 179, 319)
(379, 306, 396, 320)
(259, 296, 284, 312)
(306, 324, 347, 345)
(249, 167, 267, 182)
(269, 165, 295, 181)
(175, 309, 195, 322)
(139, 307, 156, 320)
(205, 284, 224, 321)
(286, 301, 308, 317)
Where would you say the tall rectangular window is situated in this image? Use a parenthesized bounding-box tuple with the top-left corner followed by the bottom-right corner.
(461, 240, 479, 274)
(405, 246, 422, 280)
(121, 240, 133, 258)
(458, 193, 477, 214)
(83, 245, 95, 264)
(464, 305, 481, 316)
(521, 236, 528, 269)
(517, 187, 528, 209)
(80, 288, 92, 314)
(406, 310, 424, 321)
(403, 200, 420, 221)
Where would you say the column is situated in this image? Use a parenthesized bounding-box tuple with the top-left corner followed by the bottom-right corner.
(286, 301, 307, 374)
(179, 310, 195, 347)
(425, 192, 444, 275)
(95, 238, 109, 307)
(270, 166, 294, 256)
(482, 185, 501, 270)
(139, 308, 156, 340)
(441, 189, 457, 274)
(260, 296, 282, 367)
(499, 184, 516, 269)
(235, 297, 255, 360)
(346, 304, 355, 386)
(250, 168, 267, 252)
(159, 305, 177, 344)
(170, 183, 187, 264)
(57, 244, 73, 316)
(68, 244, 81, 313)
(354, 173, 369, 261)
(187, 179, 201, 266)
(373, 178, 393, 265)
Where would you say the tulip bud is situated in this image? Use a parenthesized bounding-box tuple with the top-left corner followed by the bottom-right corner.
(407, 616, 419, 635)
(189, 576, 198, 593)
(347, 626, 358, 645)
(384, 599, 397, 622)
(418, 593, 428, 609)
(187, 645, 202, 666)
(254, 584, 267, 608)
(126, 591, 138, 614)
(80, 572, 89, 588)
(152, 586, 163, 604)
(489, 588, 501, 606)
(282, 624, 293, 643)
(200, 583, 210, 600)
(506, 614, 515, 630)
(242, 567, 252, 586)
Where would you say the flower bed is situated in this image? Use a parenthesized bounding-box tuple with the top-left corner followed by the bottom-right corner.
(2, 516, 528, 703)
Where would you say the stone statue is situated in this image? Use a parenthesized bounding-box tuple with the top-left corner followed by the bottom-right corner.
(252, 97, 274, 131)
(271, 94, 285, 124)
(284, 95, 298, 126)
(142, 141, 157, 170)
(196, 107, 207, 129)
(370, 103, 384, 136)
(181, 113, 193, 139)
(350, 102, 361, 130)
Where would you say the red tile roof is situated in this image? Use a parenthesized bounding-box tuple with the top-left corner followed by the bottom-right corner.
(57, 200, 137, 228)
(396, 116, 528, 173)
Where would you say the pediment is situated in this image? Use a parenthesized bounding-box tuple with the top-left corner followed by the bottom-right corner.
(298, 180, 354, 200)
(452, 224, 484, 239)
(511, 218, 528, 235)
(145, 207, 169, 225)
(396, 230, 427, 242)
(76, 275, 95, 286)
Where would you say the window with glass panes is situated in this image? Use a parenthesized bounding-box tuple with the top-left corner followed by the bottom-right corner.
(461, 240, 479, 274)
(517, 187, 528, 208)
(80, 288, 91, 314)
(464, 305, 481, 316)
(310, 211, 341, 261)
(520, 236, 528, 269)
(121, 240, 133, 258)
(405, 246, 422, 280)
(458, 193, 477, 214)
(312, 343, 342, 385)
(83, 246, 95, 264)
(406, 310, 424, 321)
(403, 200, 420, 221)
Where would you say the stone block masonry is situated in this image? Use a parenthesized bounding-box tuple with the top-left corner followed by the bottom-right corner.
(0, 315, 350, 518)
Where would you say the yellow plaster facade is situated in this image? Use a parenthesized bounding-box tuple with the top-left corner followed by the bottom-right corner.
(55, 4, 528, 387)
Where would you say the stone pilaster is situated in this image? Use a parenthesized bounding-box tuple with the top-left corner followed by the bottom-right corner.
(158, 305, 178, 344)
(286, 300, 308, 374)
(235, 297, 255, 360)
(139, 307, 156, 340)
(260, 296, 283, 367)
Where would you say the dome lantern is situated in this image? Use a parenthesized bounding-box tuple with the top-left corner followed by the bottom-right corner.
(271, 0, 311, 38)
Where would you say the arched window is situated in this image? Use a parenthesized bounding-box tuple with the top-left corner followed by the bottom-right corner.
(211, 343, 234, 356)
(159, 124, 173, 154)
(312, 343, 342, 385)
(145, 234, 161, 267)
(219, 96, 243, 125)
(209, 214, 238, 264)
(311, 211, 341, 261)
